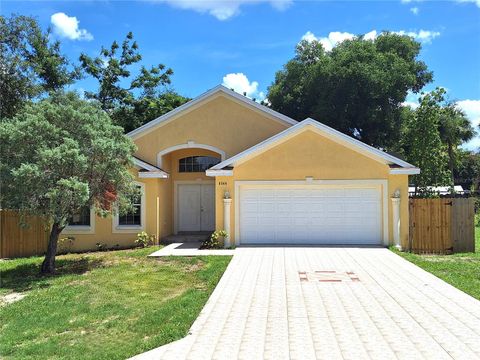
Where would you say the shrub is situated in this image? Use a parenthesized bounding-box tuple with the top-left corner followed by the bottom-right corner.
(201, 230, 228, 249)
(58, 236, 75, 254)
(135, 231, 155, 248)
(96, 243, 108, 251)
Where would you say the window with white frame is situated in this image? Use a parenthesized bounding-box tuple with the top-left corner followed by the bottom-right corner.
(64, 206, 95, 234)
(179, 156, 220, 173)
(117, 185, 143, 227)
(68, 206, 91, 226)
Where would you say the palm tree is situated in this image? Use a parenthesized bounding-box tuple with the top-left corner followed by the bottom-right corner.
(438, 104, 476, 185)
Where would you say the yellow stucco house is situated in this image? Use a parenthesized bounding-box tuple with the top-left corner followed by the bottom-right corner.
(62, 85, 419, 251)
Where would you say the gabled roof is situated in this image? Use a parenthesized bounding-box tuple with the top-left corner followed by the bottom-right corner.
(127, 85, 298, 140)
(133, 157, 169, 178)
(207, 118, 420, 176)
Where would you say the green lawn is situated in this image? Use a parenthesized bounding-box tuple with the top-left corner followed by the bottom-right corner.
(393, 226, 480, 300)
(0, 247, 231, 359)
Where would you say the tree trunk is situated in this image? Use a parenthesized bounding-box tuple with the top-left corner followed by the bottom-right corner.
(41, 222, 64, 274)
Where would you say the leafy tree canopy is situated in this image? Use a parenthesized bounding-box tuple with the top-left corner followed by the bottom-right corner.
(0, 92, 137, 273)
(0, 14, 80, 118)
(268, 32, 433, 149)
(79, 32, 187, 132)
(455, 150, 480, 191)
(402, 88, 452, 194)
(438, 103, 475, 183)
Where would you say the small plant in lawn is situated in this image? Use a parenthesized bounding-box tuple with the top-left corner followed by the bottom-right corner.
(58, 236, 75, 254)
(135, 231, 155, 248)
(95, 243, 108, 251)
(201, 230, 228, 249)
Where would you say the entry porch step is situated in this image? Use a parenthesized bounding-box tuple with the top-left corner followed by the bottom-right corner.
(161, 233, 210, 244)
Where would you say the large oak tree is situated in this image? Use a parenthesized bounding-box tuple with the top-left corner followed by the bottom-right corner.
(268, 33, 433, 149)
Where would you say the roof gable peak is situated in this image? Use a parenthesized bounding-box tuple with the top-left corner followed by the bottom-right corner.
(127, 85, 297, 140)
(209, 118, 419, 173)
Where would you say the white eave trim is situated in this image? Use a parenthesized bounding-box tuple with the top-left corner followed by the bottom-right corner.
(138, 172, 169, 178)
(206, 169, 233, 177)
(389, 168, 420, 175)
(126, 85, 297, 140)
(133, 157, 169, 178)
(211, 118, 418, 171)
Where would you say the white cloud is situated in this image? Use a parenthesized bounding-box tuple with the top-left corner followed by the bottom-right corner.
(363, 30, 378, 41)
(402, 91, 421, 109)
(410, 7, 419, 15)
(300, 28, 439, 51)
(456, 0, 480, 8)
(301, 31, 355, 51)
(152, 0, 292, 20)
(301, 31, 318, 43)
(402, 101, 420, 109)
(457, 100, 480, 150)
(222, 73, 266, 100)
(394, 29, 440, 44)
(50, 12, 93, 41)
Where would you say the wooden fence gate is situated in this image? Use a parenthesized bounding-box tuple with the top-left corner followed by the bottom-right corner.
(409, 198, 475, 254)
(0, 210, 49, 258)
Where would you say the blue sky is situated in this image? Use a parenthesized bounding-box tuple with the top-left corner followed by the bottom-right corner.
(3, 0, 480, 147)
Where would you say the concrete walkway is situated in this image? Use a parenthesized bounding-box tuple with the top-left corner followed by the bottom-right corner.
(133, 247, 480, 360)
(148, 242, 235, 257)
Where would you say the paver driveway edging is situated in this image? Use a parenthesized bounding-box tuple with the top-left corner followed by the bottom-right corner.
(131, 246, 480, 360)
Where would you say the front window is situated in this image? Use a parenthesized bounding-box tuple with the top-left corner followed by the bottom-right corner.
(179, 156, 221, 173)
(68, 206, 91, 226)
(118, 188, 142, 226)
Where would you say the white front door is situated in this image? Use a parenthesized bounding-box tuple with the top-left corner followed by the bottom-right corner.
(178, 184, 215, 232)
(239, 184, 382, 245)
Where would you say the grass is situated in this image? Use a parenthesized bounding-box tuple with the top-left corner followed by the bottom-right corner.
(0, 247, 231, 359)
(392, 226, 480, 300)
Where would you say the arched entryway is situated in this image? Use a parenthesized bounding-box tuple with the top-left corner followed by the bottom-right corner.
(156, 142, 226, 168)
(156, 143, 225, 235)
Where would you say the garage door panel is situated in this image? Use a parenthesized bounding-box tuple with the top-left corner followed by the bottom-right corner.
(239, 184, 382, 245)
(257, 217, 275, 225)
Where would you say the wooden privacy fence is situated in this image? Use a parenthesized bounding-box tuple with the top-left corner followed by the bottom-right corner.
(0, 210, 49, 258)
(409, 198, 475, 254)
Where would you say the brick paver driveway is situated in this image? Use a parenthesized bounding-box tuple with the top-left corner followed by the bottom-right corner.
(133, 247, 480, 360)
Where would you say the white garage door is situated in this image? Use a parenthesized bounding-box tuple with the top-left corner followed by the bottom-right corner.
(239, 185, 382, 245)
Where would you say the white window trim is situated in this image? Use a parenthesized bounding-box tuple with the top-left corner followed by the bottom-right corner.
(63, 207, 96, 235)
(234, 179, 389, 247)
(112, 182, 146, 234)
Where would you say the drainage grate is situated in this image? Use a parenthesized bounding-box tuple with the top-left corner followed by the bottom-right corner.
(299, 270, 360, 282)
